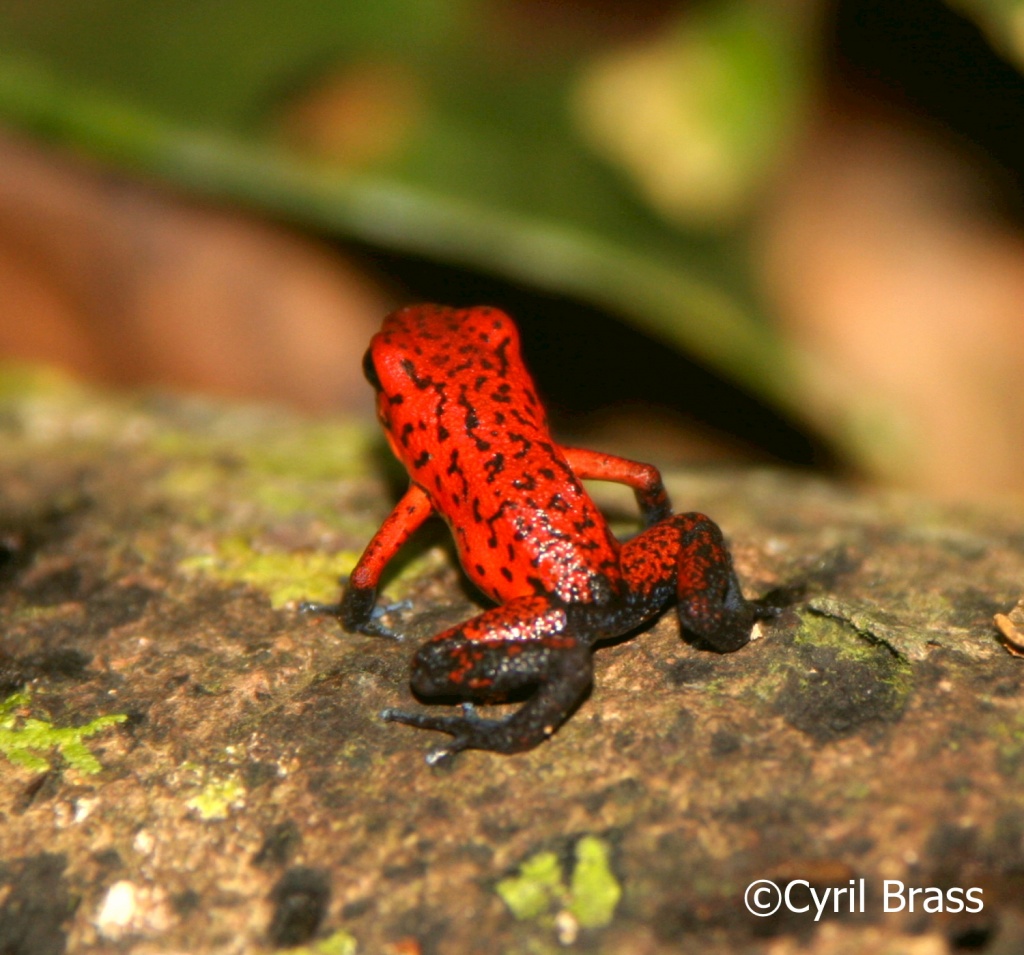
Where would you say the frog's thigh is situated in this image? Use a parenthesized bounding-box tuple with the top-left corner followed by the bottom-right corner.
(620, 511, 732, 596)
(409, 595, 576, 698)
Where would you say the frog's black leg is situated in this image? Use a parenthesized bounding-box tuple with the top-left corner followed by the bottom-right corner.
(621, 512, 765, 652)
(304, 483, 433, 638)
(382, 595, 593, 762)
(560, 446, 672, 526)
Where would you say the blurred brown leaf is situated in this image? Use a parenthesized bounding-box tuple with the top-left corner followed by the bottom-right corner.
(758, 100, 1024, 499)
(278, 59, 424, 169)
(0, 131, 389, 413)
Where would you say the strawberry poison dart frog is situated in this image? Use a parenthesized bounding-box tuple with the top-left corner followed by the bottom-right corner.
(336, 304, 769, 762)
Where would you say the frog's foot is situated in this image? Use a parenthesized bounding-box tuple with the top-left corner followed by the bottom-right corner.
(381, 703, 506, 765)
(299, 598, 412, 641)
(751, 583, 805, 618)
(297, 599, 340, 616)
(358, 598, 413, 640)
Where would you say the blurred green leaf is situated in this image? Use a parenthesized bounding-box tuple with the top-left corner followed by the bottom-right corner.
(575, 0, 811, 225)
(0, 1, 831, 449)
(0, 0, 465, 129)
(948, 0, 1024, 70)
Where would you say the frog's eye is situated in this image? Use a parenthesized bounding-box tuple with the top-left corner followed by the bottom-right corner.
(362, 348, 382, 390)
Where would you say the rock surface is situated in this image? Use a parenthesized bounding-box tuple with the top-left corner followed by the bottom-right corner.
(1, 370, 1022, 954)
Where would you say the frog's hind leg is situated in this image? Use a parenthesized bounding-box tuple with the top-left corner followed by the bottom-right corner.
(620, 511, 761, 653)
(383, 596, 592, 761)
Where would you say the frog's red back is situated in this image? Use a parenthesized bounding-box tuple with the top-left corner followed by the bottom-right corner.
(367, 304, 619, 604)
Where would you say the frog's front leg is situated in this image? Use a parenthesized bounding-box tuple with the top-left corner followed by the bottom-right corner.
(335, 483, 433, 637)
(621, 511, 764, 652)
(561, 446, 671, 525)
(383, 596, 592, 762)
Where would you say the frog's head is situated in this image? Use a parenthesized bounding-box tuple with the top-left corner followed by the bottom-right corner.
(362, 303, 529, 466)
(366, 300, 526, 404)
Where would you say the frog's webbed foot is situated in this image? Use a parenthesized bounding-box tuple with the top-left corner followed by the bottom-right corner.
(299, 595, 412, 641)
(381, 703, 514, 766)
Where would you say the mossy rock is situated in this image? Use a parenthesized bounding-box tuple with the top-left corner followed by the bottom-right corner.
(1, 369, 1022, 953)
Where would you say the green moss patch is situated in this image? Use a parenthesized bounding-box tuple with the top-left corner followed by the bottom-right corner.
(185, 772, 247, 820)
(568, 836, 623, 928)
(497, 836, 621, 931)
(0, 691, 126, 774)
(775, 615, 913, 742)
(273, 929, 358, 955)
(152, 418, 372, 482)
(497, 850, 563, 922)
(179, 536, 358, 609)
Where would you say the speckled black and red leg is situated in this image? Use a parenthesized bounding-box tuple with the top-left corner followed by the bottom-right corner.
(382, 595, 593, 761)
(621, 512, 760, 652)
(560, 447, 671, 526)
(337, 484, 433, 636)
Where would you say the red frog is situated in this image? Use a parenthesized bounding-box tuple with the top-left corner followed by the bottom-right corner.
(332, 304, 770, 763)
